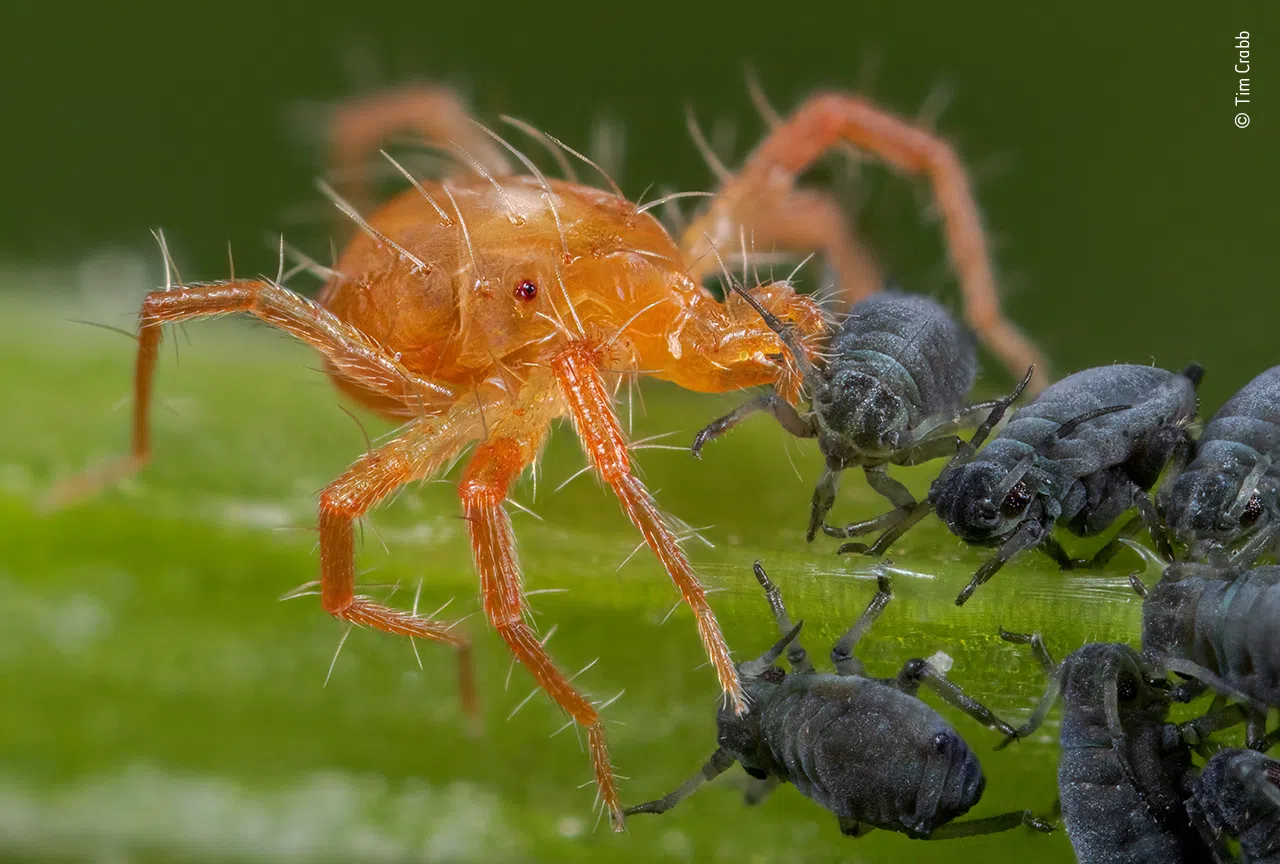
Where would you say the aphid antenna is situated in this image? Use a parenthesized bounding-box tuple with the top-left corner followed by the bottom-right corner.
(498, 115, 577, 181)
(377, 149, 453, 225)
(315, 180, 432, 275)
(471, 120, 571, 260)
(323, 624, 355, 688)
(684, 103, 731, 182)
(632, 190, 717, 217)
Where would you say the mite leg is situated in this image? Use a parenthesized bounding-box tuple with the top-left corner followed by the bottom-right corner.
(691, 391, 813, 458)
(752, 561, 813, 673)
(320, 409, 482, 715)
(955, 520, 1044, 606)
(896, 657, 1018, 738)
(48, 279, 455, 506)
(688, 93, 1046, 387)
(553, 346, 744, 714)
(831, 573, 893, 676)
(623, 749, 736, 816)
(921, 811, 1055, 839)
(329, 84, 512, 215)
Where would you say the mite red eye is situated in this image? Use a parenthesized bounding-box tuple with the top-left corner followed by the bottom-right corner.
(514, 280, 538, 301)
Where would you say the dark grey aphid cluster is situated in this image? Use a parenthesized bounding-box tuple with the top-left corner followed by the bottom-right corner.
(693, 288, 1022, 542)
(1189, 747, 1280, 863)
(830, 362, 1203, 605)
(625, 562, 1053, 841)
(1158, 365, 1280, 563)
(1001, 636, 1246, 864)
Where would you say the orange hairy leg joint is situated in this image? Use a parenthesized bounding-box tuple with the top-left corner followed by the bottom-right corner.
(52, 80, 1042, 829)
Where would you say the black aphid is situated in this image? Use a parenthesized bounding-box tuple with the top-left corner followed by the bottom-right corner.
(838, 363, 1202, 605)
(625, 562, 1054, 841)
(1128, 533, 1280, 749)
(1187, 746, 1280, 863)
(1001, 635, 1241, 863)
(692, 286, 1027, 541)
(1159, 365, 1280, 562)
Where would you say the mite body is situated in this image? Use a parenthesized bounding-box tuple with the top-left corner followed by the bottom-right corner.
(53, 83, 1042, 827)
(885, 363, 1202, 605)
(626, 563, 1051, 841)
(1132, 550, 1280, 741)
(1188, 747, 1280, 863)
(1159, 365, 1280, 562)
(1004, 637, 1223, 863)
(693, 290, 1008, 541)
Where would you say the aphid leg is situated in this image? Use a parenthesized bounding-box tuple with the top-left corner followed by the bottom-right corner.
(825, 465, 917, 540)
(689, 93, 1046, 387)
(319, 411, 481, 716)
(837, 816, 875, 837)
(836, 500, 935, 557)
(1039, 535, 1089, 571)
(896, 658, 1018, 738)
(751, 561, 813, 673)
(830, 573, 893, 676)
(918, 810, 1056, 839)
(743, 775, 780, 807)
(47, 279, 455, 507)
(808, 467, 842, 543)
(622, 749, 736, 817)
(1246, 710, 1272, 751)
(954, 520, 1044, 606)
(329, 84, 512, 215)
(553, 345, 744, 716)
(690, 391, 813, 459)
(1178, 698, 1247, 749)
(997, 629, 1062, 748)
(1185, 795, 1240, 864)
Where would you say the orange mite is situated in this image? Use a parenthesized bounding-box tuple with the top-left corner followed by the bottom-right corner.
(54, 83, 1044, 830)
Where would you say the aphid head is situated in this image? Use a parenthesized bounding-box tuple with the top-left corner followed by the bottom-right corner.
(1059, 643, 1171, 735)
(1159, 463, 1273, 549)
(813, 370, 910, 458)
(714, 623, 799, 778)
(1195, 749, 1280, 837)
(911, 729, 986, 835)
(929, 455, 1050, 544)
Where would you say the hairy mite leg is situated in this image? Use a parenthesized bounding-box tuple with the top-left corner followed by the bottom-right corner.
(47, 279, 455, 507)
(330, 84, 512, 215)
(552, 345, 744, 715)
(455, 372, 629, 829)
(319, 408, 481, 716)
(688, 92, 1046, 389)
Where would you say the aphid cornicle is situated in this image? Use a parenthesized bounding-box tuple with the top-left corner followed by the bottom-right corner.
(1158, 365, 1280, 562)
(845, 363, 1202, 606)
(49, 82, 1046, 829)
(1001, 635, 1240, 864)
(692, 287, 1027, 542)
(625, 562, 1053, 841)
(1128, 534, 1280, 749)
(1187, 746, 1280, 863)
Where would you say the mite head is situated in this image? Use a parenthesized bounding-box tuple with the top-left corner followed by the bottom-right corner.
(714, 622, 801, 780)
(1158, 461, 1273, 551)
(813, 370, 910, 459)
(930, 453, 1052, 545)
(904, 728, 987, 837)
(1059, 643, 1171, 735)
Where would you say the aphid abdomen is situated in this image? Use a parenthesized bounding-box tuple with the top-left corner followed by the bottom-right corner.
(759, 675, 979, 835)
(828, 292, 978, 421)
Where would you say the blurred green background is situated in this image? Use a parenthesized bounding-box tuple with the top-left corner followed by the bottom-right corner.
(3, 2, 1278, 862)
